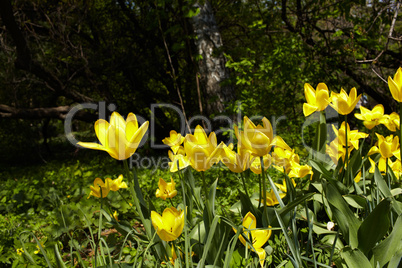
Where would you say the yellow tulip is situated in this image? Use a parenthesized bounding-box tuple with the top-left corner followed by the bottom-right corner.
(303, 83, 330, 116)
(388, 67, 402, 102)
(16, 248, 24, 256)
(354, 104, 384, 129)
(155, 177, 177, 200)
(111, 211, 119, 222)
(162, 130, 185, 154)
(326, 138, 347, 165)
(332, 122, 368, 150)
(379, 112, 400, 132)
(389, 159, 402, 179)
(77, 112, 149, 160)
(260, 189, 286, 206)
(274, 179, 296, 192)
(88, 175, 127, 199)
(151, 207, 184, 241)
(107, 174, 128, 191)
(368, 134, 400, 159)
(249, 154, 271, 174)
(168, 146, 190, 172)
(354, 171, 361, 183)
(233, 212, 272, 268)
(88, 178, 111, 198)
(183, 125, 224, 172)
(272, 146, 299, 173)
(288, 162, 313, 179)
(221, 143, 252, 173)
(330, 87, 362, 115)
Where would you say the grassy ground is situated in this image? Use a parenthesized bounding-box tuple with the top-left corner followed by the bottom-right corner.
(1, 146, 276, 266)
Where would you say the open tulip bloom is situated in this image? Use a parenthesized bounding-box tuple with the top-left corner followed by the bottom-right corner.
(162, 130, 185, 154)
(355, 104, 385, 130)
(77, 112, 149, 160)
(88, 175, 128, 198)
(388, 67, 402, 102)
(155, 177, 177, 200)
(330, 87, 361, 115)
(233, 212, 272, 268)
(151, 207, 185, 242)
(183, 125, 224, 172)
(303, 82, 330, 117)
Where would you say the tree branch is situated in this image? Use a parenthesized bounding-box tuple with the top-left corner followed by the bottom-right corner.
(0, 104, 97, 121)
(0, 0, 93, 103)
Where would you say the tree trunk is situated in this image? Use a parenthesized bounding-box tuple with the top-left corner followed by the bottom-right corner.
(191, 0, 234, 116)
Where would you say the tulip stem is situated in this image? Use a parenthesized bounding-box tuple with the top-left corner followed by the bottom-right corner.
(400, 102, 402, 181)
(201, 171, 208, 199)
(260, 157, 269, 225)
(240, 173, 249, 199)
(344, 115, 349, 186)
(123, 160, 151, 240)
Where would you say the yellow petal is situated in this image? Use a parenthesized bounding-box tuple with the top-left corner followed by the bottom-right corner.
(243, 212, 257, 230)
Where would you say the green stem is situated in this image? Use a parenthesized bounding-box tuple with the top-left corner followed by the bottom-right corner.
(344, 115, 349, 186)
(201, 171, 207, 199)
(123, 160, 150, 240)
(400, 102, 402, 180)
(260, 157, 268, 223)
(240, 172, 249, 198)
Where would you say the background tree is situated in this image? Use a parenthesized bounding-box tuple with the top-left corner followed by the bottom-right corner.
(0, 0, 401, 164)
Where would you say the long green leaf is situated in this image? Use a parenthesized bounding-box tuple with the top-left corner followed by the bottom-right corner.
(325, 183, 361, 248)
(340, 247, 372, 268)
(372, 215, 402, 267)
(357, 197, 392, 255)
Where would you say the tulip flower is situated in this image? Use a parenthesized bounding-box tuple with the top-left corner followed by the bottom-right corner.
(221, 143, 252, 173)
(389, 159, 402, 179)
(326, 138, 348, 165)
(274, 179, 296, 192)
(168, 146, 190, 172)
(183, 125, 224, 172)
(259, 189, 286, 206)
(368, 134, 400, 172)
(388, 67, 402, 102)
(249, 154, 271, 174)
(288, 162, 313, 179)
(272, 146, 299, 173)
(163, 130, 185, 154)
(303, 83, 330, 116)
(108, 174, 128, 191)
(155, 177, 177, 200)
(77, 112, 149, 160)
(330, 87, 362, 115)
(151, 207, 184, 241)
(354, 104, 384, 129)
(88, 178, 111, 198)
(111, 211, 119, 222)
(235, 116, 274, 157)
(379, 112, 400, 132)
(354, 171, 361, 183)
(233, 212, 272, 268)
(332, 122, 368, 150)
(88, 175, 128, 199)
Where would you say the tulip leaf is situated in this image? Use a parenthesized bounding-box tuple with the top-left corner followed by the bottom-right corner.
(357, 197, 392, 255)
(277, 192, 315, 216)
(207, 179, 218, 217)
(309, 159, 333, 180)
(372, 215, 402, 268)
(340, 247, 372, 268)
(324, 182, 361, 248)
(373, 166, 392, 198)
(311, 111, 327, 160)
(198, 215, 220, 267)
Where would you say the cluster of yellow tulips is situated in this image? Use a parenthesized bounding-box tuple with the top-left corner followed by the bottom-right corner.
(304, 67, 402, 179)
(77, 67, 402, 267)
